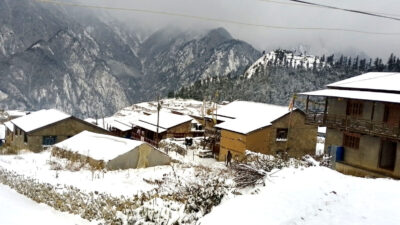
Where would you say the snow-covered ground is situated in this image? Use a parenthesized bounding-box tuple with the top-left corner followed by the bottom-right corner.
(200, 166, 400, 225)
(0, 184, 96, 225)
(0, 139, 223, 197)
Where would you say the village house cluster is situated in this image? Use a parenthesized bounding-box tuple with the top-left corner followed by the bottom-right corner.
(0, 72, 399, 179)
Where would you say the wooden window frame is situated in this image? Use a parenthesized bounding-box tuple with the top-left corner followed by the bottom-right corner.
(343, 132, 360, 149)
(276, 128, 289, 142)
(346, 100, 363, 117)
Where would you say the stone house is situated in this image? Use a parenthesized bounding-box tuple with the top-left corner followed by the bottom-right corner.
(213, 101, 317, 161)
(300, 72, 400, 179)
(7, 109, 110, 152)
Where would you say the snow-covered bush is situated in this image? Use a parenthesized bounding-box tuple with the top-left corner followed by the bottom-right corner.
(0, 163, 232, 225)
(159, 141, 187, 156)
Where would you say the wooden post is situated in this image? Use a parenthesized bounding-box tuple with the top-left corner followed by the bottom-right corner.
(156, 95, 160, 147)
(305, 96, 310, 114)
(323, 97, 328, 124)
(285, 94, 296, 159)
(371, 101, 375, 121)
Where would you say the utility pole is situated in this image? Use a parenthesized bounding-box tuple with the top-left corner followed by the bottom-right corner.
(156, 95, 161, 147)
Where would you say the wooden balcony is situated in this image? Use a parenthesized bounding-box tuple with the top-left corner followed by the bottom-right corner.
(306, 113, 400, 140)
(131, 133, 158, 147)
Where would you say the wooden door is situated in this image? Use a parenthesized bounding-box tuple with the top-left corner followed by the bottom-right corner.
(383, 104, 400, 127)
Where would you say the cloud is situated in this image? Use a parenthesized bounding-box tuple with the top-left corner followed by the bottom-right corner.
(71, 0, 400, 58)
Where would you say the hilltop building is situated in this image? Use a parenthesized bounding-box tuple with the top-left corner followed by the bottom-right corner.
(300, 72, 400, 179)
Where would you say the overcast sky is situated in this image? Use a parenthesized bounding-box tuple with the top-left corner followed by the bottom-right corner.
(76, 0, 400, 59)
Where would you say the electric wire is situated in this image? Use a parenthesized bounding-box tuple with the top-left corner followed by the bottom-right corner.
(35, 0, 400, 36)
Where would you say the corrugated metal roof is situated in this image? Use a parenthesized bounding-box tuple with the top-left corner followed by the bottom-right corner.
(300, 89, 400, 103)
(327, 72, 400, 92)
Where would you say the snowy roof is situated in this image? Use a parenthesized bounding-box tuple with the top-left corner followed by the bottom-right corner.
(300, 89, 400, 104)
(133, 120, 167, 133)
(111, 120, 134, 131)
(11, 109, 71, 133)
(0, 125, 5, 139)
(327, 72, 400, 92)
(214, 101, 290, 120)
(214, 101, 292, 134)
(85, 114, 139, 132)
(54, 131, 146, 161)
(4, 121, 14, 132)
(5, 110, 29, 118)
(138, 112, 192, 130)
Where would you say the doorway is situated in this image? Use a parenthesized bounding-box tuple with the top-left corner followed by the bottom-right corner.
(379, 140, 397, 171)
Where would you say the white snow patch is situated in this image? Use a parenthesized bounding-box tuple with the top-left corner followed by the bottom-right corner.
(201, 166, 400, 225)
(0, 184, 97, 225)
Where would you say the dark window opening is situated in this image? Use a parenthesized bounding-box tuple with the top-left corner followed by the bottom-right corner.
(346, 100, 363, 117)
(379, 140, 397, 171)
(24, 134, 27, 143)
(343, 133, 360, 149)
(276, 128, 288, 141)
(42, 136, 57, 145)
(383, 105, 390, 123)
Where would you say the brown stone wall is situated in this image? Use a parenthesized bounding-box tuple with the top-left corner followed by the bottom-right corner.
(218, 130, 247, 161)
(269, 111, 317, 158)
(327, 97, 347, 115)
(164, 121, 192, 138)
(325, 129, 400, 178)
(245, 127, 271, 155)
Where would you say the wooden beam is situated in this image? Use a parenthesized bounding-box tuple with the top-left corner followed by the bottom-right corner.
(305, 96, 310, 113)
(371, 101, 375, 121)
(323, 97, 328, 123)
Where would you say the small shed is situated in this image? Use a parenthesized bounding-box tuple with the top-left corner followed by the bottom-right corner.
(53, 131, 171, 170)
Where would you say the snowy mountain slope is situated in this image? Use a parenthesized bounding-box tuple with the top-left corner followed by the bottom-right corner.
(0, 0, 261, 117)
(138, 27, 261, 97)
(0, 0, 143, 117)
(245, 50, 325, 79)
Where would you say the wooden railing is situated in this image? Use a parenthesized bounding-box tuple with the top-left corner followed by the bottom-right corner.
(306, 113, 400, 139)
(131, 133, 158, 146)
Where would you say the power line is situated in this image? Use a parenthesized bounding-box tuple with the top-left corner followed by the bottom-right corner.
(289, 0, 400, 21)
(259, 0, 400, 18)
(35, 0, 400, 35)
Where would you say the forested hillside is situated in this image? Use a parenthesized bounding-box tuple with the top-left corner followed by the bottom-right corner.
(175, 51, 400, 107)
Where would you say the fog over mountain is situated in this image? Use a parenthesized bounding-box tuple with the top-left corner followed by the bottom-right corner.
(70, 0, 400, 59)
